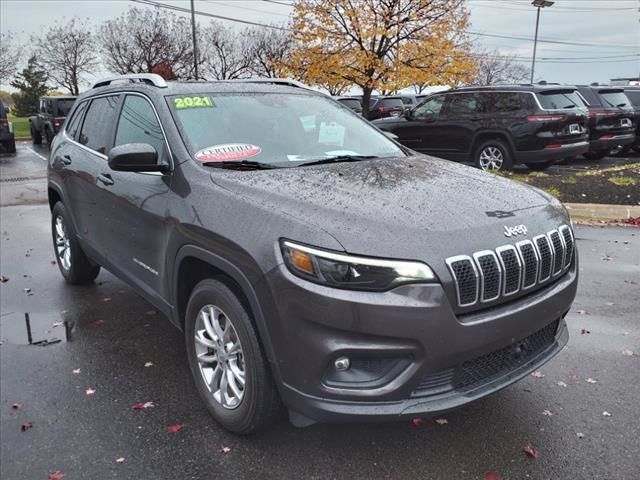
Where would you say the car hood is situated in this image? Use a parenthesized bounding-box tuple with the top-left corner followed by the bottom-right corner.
(210, 156, 569, 262)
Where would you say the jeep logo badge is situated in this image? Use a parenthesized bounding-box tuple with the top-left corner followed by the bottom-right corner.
(504, 224, 528, 237)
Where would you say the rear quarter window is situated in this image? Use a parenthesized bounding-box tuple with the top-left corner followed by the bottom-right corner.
(599, 91, 631, 108)
(65, 101, 89, 141)
(537, 91, 584, 110)
(338, 99, 361, 109)
(380, 98, 404, 108)
(624, 91, 640, 106)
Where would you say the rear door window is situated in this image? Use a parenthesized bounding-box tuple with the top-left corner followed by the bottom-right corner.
(413, 95, 445, 118)
(380, 98, 404, 109)
(537, 90, 584, 110)
(491, 93, 525, 112)
(78, 95, 121, 155)
(115, 95, 166, 156)
(599, 90, 631, 108)
(445, 93, 479, 115)
(65, 101, 89, 141)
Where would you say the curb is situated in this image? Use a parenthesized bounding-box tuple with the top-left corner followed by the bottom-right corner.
(565, 203, 640, 222)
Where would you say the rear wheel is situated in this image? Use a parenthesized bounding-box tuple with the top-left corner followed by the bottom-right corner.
(51, 202, 100, 284)
(31, 126, 42, 145)
(474, 139, 513, 172)
(583, 149, 609, 160)
(185, 279, 282, 434)
(45, 128, 54, 145)
(614, 145, 631, 157)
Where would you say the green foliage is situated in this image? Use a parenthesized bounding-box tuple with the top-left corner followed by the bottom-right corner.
(10, 56, 49, 116)
(7, 114, 30, 137)
(608, 176, 636, 187)
(561, 176, 577, 184)
(543, 187, 561, 198)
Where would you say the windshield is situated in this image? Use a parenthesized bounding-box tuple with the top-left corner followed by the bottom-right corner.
(599, 91, 631, 108)
(169, 93, 405, 166)
(56, 99, 76, 116)
(536, 91, 584, 109)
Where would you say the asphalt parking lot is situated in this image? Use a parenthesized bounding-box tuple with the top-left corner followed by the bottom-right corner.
(1, 144, 639, 479)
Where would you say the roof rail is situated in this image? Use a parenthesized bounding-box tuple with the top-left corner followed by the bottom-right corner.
(226, 78, 310, 90)
(92, 73, 168, 89)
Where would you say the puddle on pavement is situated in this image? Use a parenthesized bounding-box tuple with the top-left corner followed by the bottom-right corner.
(0, 310, 75, 346)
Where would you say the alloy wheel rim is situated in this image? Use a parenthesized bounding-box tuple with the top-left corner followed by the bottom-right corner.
(54, 215, 71, 271)
(194, 304, 246, 409)
(479, 146, 504, 171)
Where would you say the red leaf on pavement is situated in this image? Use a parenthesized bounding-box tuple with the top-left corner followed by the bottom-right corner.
(622, 349, 634, 356)
(523, 445, 539, 459)
(167, 423, 184, 433)
(485, 473, 502, 480)
(11, 403, 22, 410)
(411, 417, 424, 426)
(132, 401, 155, 410)
(220, 446, 231, 455)
(21, 421, 33, 432)
(94, 319, 105, 326)
(434, 418, 448, 425)
(48, 471, 65, 480)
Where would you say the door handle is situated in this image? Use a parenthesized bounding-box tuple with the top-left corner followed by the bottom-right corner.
(96, 173, 114, 186)
(62, 154, 72, 165)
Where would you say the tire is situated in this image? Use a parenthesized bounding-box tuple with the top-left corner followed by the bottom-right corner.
(614, 145, 631, 157)
(45, 128, 54, 145)
(474, 139, 513, 172)
(1, 140, 16, 154)
(185, 279, 282, 434)
(51, 202, 100, 284)
(633, 146, 640, 154)
(526, 161, 554, 171)
(583, 149, 609, 160)
(32, 126, 42, 145)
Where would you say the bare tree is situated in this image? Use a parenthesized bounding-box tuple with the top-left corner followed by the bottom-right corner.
(99, 7, 196, 79)
(245, 27, 292, 78)
(473, 50, 531, 86)
(0, 32, 22, 83)
(201, 23, 251, 80)
(31, 18, 97, 95)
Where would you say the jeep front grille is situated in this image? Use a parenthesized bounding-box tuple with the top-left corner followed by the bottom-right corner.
(446, 225, 574, 308)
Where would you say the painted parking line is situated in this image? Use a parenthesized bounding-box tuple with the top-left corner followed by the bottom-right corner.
(24, 146, 48, 162)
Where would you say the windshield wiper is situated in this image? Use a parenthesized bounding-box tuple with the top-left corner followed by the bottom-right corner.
(298, 155, 379, 167)
(202, 160, 278, 170)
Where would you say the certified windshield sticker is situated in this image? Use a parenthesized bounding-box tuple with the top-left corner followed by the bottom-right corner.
(195, 144, 262, 162)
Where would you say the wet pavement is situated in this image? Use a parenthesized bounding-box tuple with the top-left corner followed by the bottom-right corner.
(1, 145, 639, 479)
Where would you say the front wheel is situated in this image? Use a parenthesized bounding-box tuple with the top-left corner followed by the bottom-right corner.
(51, 202, 100, 284)
(185, 279, 282, 434)
(474, 139, 513, 172)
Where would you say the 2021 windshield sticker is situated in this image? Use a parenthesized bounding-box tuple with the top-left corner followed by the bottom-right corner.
(195, 144, 262, 162)
(174, 96, 214, 109)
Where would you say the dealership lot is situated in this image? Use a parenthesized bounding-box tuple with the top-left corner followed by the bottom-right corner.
(1, 145, 638, 479)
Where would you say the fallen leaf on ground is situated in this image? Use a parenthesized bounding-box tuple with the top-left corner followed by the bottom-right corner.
(103, 297, 112, 302)
(0, 275, 8, 283)
(48, 471, 65, 480)
(94, 319, 105, 326)
(602, 411, 612, 417)
(576, 432, 585, 439)
(86, 388, 96, 396)
(11, 403, 22, 410)
(24, 288, 32, 295)
(586, 378, 597, 384)
(576, 309, 588, 315)
(601, 255, 612, 261)
(167, 424, 184, 433)
(411, 417, 424, 426)
(50, 260, 56, 265)
(132, 401, 155, 410)
(542, 410, 553, 416)
(531, 371, 545, 378)
(622, 349, 634, 356)
(580, 329, 590, 335)
(435, 418, 448, 425)
(484, 473, 502, 480)
(145, 310, 157, 315)
(116, 457, 125, 463)
(557, 381, 568, 387)
(220, 446, 231, 455)
(21, 422, 33, 432)
(72, 368, 81, 374)
(605, 302, 615, 306)
(52, 321, 63, 327)
(624, 280, 637, 285)
(144, 362, 154, 368)
(523, 445, 539, 459)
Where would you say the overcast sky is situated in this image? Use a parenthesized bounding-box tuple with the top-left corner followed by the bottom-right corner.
(1, 0, 638, 91)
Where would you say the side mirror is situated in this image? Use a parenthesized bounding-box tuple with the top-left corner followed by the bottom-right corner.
(108, 143, 165, 173)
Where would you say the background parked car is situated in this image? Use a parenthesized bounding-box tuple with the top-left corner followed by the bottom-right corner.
(618, 85, 640, 155)
(29, 96, 77, 146)
(335, 96, 363, 114)
(373, 85, 589, 171)
(0, 103, 16, 154)
(367, 96, 405, 120)
(576, 85, 635, 159)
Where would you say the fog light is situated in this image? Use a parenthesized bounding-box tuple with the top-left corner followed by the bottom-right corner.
(334, 357, 350, 371)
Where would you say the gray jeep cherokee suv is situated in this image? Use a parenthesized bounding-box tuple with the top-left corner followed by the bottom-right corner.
(47, 74, 577, 433)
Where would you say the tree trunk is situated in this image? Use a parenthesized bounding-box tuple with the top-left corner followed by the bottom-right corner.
(361, 86, 373, 118)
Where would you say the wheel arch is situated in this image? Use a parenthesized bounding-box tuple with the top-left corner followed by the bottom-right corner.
(471, 130, 516, 159)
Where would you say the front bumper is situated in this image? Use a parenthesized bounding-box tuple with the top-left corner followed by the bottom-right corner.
(257, 257, 578, 423)
(516, 141, 589, 164)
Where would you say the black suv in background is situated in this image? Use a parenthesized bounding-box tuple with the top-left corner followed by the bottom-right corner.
(335, 96, 363, 115)
(373, 85, 589, 171)
(367, 96, 405, 120)
(0, 103, 16, 154)
(48, 74, 577, 433)
(576, 85, 635, 159)
(30, 96, 77, 145)
(618, 85, 640, 155)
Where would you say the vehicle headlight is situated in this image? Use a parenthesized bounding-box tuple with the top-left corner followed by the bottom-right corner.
(280, 240, 437, 291)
